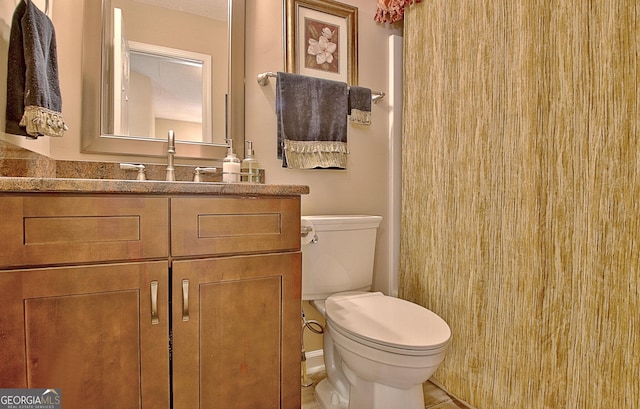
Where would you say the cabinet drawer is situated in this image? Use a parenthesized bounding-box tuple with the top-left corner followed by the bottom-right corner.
(0, 195, 169, 267)
(171, 196, 301, 256)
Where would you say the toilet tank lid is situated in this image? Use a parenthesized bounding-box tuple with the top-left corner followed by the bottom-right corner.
(301, 215, 382, 231)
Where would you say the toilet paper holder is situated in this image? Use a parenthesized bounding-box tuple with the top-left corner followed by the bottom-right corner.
(300, 225, 318, 244)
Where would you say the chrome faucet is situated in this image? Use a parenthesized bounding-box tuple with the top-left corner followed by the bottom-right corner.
(166, 130, 176, 181)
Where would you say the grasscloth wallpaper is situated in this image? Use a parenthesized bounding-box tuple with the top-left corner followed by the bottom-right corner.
(401, 1, 639, 408)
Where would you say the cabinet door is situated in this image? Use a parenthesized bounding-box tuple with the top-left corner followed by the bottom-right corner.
(172, 252, 302, 409)
(0, 261, 170, 409)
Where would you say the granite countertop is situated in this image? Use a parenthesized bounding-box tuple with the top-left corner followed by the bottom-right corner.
(0, 177, 309, 196)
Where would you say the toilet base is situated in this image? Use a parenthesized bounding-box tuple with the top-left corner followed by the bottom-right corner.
(315, 378, 348, 409)
(314, 375, 425, 409)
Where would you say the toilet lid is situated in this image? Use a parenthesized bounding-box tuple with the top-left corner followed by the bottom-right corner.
(325, 292, 451, 351)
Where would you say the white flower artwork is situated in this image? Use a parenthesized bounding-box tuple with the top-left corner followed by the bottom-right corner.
(304, 19, 339, 74)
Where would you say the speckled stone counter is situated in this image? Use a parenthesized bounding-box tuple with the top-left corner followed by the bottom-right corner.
(0, 177, 309, 196)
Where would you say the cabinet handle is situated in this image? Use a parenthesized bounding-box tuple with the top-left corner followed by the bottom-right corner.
(150, 281, 159, 325)
(182, 279, 190, 321)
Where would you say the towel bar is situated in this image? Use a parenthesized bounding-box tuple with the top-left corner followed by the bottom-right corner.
(257, 71, 385, 103)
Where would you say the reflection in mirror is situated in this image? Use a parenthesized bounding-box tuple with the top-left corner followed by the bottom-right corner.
(114, 40, 211, 142)
(81, 0, 245, 160)
(106, 1, 221, 144)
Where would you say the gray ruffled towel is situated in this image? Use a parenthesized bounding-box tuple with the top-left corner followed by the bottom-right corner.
(276, 72, 349, 169)
(6, 0, 67, 139)
(348, 86, 372, 125)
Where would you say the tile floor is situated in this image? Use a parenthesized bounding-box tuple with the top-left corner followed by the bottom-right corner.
(301, 371, 472, 409)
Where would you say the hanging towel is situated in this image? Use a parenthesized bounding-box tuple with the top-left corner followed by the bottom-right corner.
(5, 0, 67, 139)
(276, 72, 349, 169)
(348, 86, 372, 125)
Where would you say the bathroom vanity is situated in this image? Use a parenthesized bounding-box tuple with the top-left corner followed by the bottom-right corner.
(0, 178, 308, 409)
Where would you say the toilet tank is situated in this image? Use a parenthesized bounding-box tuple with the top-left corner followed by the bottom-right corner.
(301, 215, 382, 300)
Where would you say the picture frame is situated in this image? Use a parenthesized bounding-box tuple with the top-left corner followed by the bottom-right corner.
(285, 0, 358, 85)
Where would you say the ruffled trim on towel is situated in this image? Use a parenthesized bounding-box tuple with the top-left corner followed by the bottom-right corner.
(283, 140, 349, 169)
(349, 109, 371, 125)
(19, 105, 68, 138)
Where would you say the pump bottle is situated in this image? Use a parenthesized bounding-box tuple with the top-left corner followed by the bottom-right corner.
(241, 141, 260, 183)
(222, 140, 240, 182)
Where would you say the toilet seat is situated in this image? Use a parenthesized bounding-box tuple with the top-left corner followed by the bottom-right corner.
(325, 292, 451, 355)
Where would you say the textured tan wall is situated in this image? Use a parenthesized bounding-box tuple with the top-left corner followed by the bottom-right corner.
(401, 1, 639, 408)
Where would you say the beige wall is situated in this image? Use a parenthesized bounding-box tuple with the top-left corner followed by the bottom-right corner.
(244, 0, 400, 352)
(402, 1, 639, 408)
(246, 0, 401, 296)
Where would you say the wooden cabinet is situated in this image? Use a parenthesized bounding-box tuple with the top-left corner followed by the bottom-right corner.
(0, 262, 170, 409)
(172, 253, 301, 409)
(170, 196, 302, 409)
(0, 194, 171, 409)
(0, 193, 302, 409)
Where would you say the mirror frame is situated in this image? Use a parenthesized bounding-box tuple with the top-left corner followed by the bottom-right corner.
(81, 0, 245, 160)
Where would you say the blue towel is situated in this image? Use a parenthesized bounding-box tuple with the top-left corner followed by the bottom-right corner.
(276, 72, 349, 169)
(348, 86, 372, 125)
(5, 0, 67, 138)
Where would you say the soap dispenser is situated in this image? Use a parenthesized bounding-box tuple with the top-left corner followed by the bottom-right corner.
(222, 139, 240, 182)
(241, 141, 260, 183)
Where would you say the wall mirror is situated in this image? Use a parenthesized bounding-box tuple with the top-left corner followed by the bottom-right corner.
(81, 0, 245, 160)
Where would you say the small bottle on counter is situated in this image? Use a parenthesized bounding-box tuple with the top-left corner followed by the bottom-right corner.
(222, 140, 240, 182)
(241, 141, 260, 183)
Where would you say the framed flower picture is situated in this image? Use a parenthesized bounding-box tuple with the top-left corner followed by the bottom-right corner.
(285, 0, 358, 85)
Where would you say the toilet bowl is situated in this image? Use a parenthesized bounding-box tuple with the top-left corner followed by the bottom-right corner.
(312, 292, 451, 409)
(301, 216, 451, 409)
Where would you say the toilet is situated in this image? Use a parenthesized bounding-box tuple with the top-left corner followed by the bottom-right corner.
(301, 215, 451, 409)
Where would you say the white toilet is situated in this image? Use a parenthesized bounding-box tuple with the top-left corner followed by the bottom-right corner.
(301, 215, 451, 409)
